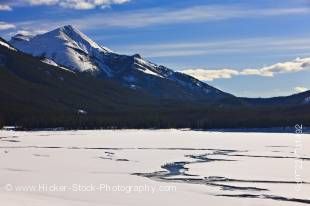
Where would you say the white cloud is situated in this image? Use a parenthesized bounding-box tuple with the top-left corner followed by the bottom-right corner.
(0, 4, 12, 11)
(294, 86, 308, 93)
(27, 0, 59, 5)
(75, 5, 310, 27)
(26, 0, 130, 10)
(6, 4, 310, 29)
(181, 57, 310, 81)
(239, 69, 262, 76)
(115, 37, 310, 58)
(11, 29, 48, 37)
(240, 57, 310, 77)
(181, 69, 239, 81)
(0, 22, 16, 30)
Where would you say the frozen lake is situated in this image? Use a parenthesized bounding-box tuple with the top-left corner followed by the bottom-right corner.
(0, 129, 309, 205)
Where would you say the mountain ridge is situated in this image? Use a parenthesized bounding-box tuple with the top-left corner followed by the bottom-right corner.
(5, 27, 310, 103)
(10, 25, 233, 101)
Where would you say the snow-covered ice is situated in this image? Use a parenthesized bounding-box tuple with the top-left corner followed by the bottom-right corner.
(0, 129, 309, 205)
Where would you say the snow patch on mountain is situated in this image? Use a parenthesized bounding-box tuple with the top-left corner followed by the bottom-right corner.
(134, 56, 157, 69)
(41, 58, 59, 67)
(0, 39, 16, 51)
(137, 66, 163, 77)
(134, 57, 164, 78)
(41, 58, 76, 73)
(133, 55, 178, 79)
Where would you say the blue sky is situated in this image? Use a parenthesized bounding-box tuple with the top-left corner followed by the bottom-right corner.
(0, 0, 310, 97)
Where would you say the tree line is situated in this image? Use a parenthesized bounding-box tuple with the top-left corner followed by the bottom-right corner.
(1, 104, 309, 130)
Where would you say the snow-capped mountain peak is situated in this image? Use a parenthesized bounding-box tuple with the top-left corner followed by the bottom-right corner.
(10, 25, 113, 74)
(57, 25, 111, 53)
